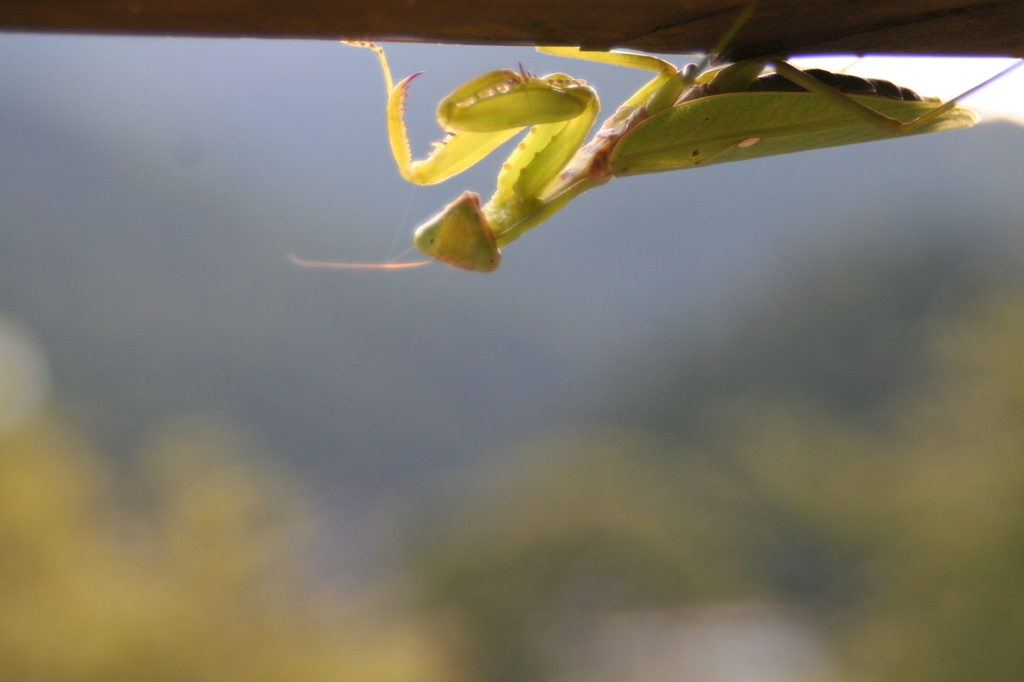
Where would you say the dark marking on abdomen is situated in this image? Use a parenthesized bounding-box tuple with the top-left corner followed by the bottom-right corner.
(744, 69, 924, 102)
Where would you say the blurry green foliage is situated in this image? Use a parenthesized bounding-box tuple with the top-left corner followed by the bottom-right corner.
(408, 275, 1024, 682)
(3, 239, 1023, 682)
(0, 414, 454, 682)
(598, 241, 1000, 434)
(763, 294, 1024, 682)
(408, 432, 757, 682)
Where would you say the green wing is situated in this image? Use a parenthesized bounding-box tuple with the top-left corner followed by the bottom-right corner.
(609, 92, 979, 177)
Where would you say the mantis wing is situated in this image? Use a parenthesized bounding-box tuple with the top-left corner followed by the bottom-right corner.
(609, 92, 979, 176)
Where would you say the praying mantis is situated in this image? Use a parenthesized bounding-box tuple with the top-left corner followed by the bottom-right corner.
(334, 5, 1020, 272)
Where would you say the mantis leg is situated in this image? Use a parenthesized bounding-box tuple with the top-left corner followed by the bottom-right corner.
(537, 0, 759, 114)
(538, 47, 684, 110)
(348, 42, 599, 186)
(345, 41, 525, 185)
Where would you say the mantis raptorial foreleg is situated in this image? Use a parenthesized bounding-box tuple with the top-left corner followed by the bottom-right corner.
(344, 41, 527, 185)
(344, 39, 602, 270)
(345, 40, 598, 188)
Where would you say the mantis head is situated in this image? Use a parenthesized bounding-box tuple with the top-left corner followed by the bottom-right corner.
(414, 191, 501, 272)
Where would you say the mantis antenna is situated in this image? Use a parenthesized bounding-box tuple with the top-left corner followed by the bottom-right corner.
(287, 253, 433, 269)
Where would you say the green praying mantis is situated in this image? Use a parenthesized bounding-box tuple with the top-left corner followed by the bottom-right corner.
(318, 5, 1020, 273)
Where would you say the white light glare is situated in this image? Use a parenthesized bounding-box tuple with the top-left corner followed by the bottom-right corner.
(791, 56, 1024, 126)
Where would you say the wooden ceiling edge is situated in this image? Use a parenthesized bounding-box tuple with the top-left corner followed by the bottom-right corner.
(0, 1, 1021, 58)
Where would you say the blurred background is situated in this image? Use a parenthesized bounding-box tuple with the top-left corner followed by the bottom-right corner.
(1, 34, 1023, 681)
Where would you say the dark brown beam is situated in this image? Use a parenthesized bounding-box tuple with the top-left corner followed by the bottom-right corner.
(0, 1, 1022, 58)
